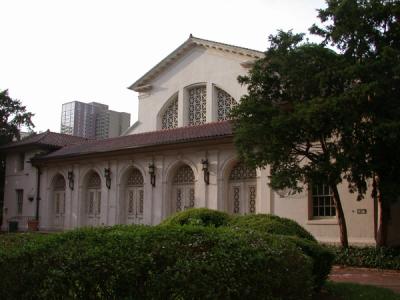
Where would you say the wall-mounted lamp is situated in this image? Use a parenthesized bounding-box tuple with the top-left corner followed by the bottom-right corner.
(104, 168, 111, 189)
(67, 171, 74, 190)
(201, 159, 210, 185)
(148, 163, 156, 187)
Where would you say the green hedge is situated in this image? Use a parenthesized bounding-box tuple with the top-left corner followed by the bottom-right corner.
(0, 226, 314, 300)
(287, 237, 334, 291)
(331, 246, 400, 270)
(159, 208, 232, 227)
(228, 214, 317, 242)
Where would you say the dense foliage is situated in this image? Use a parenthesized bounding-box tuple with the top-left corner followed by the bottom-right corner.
(225, 214, 333, 291)
(310, 0, 400, 247)
(0, 225, 315, 300)
(227, 213, 316, 242)
(231, 30, 351, 247)
(159, 208, 231, 227)
(161, 210, 333, 291)
(331, 246, 400, 270)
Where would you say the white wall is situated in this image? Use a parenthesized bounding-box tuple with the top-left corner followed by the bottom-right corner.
(126, 47, 250, 134)
(1, 150, 40, 231)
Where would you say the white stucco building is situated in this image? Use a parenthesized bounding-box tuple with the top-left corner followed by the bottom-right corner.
(1, 36, 399, 245)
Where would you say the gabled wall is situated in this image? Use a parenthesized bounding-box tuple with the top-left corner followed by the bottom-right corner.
(126, 46, 250, 134)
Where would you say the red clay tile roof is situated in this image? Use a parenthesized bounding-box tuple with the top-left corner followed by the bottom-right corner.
(41, 121, 233, 160)
(0, 131, 90, 151)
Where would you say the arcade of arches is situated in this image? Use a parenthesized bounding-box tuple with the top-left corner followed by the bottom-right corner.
(48, 161, 258, 228)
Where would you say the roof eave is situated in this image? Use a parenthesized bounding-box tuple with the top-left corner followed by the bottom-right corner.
(128, 35, 264, 92)
(33, 134, 234, 165)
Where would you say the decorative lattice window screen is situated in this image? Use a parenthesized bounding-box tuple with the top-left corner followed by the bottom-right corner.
(188, 86, 206, 126)
(229, 163, 257, 180)
(233, 187, 240, 214)
(216, 87, 237, 121)
(249, 186, 256, 213)
(54, 175, 66, 190)
(127, 168, 144, 186)
(173, 165, 195, 184)
(87, 173, 101, 189)
(162, 97, 178, 129)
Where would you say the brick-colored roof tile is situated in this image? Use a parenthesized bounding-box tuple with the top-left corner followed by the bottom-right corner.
(43, 121, 233, 160)
(0, 131, 90, 151)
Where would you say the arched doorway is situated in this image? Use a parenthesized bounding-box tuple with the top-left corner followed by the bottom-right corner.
(85, 171, 101, 227)
(171, 165, 195, 214)
(52, 174, 66, 229)
(125, 168, 144, 224)
(228, 162, 257, 214)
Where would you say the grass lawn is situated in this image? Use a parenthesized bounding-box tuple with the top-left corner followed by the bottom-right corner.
(315, 281, 400, 300)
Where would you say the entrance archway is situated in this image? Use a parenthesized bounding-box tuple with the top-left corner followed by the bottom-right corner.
(52, 174, 66, 229)
(85, 171, 101, 226)
(228, 162, 257, 214)
(171, 165, 195, 214)
(124, 168, 144, 224)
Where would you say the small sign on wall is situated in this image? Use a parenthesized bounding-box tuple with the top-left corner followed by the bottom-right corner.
(357, 209, 367, 214)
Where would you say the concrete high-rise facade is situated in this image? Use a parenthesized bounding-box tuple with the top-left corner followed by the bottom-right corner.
(60, 101, 130, 139)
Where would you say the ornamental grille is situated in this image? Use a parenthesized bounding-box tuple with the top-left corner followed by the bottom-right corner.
(87, 173, 101, 189)
(249, 186, 256, 213)
(189, 188, 195, 208)
(54, 175, 66, 190)
(162, 97, 178, 129)
(216, 87, 237, 121)
(229, 163, 257, 180)
(233, 186, 240, 214)
(176, 188, 182, 212)
(188, 86, 206, 126)
(127, 168, 144, 186)
(173, 165, 195, 184)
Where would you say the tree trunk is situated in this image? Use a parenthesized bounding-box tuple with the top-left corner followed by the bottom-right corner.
(330, 184, 349, 248)
(376, 191, 389, 247)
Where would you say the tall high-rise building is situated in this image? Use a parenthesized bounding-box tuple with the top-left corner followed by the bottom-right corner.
(60, 101, 130, 139)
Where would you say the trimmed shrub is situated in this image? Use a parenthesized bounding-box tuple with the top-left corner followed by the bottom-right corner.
(0, 225, 314, 300)
(287, 236, 334, 291)
(228, 214, 317, 242)
(331, 246, 400, 270)
(159, 208, 232, 227)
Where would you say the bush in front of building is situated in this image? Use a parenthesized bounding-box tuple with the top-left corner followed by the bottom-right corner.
(287, 236, 335, 291)
(0, 225, 314, 300)
(331, 246, 400, 270)
(227, 214, 333, 291)
(159, 207, 232, 227)
(227, 213, 317, 242)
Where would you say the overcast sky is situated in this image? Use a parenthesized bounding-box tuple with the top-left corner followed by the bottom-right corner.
(1, 0, 326, 133)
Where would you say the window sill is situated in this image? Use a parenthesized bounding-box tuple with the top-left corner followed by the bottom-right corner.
(306, 218, 338, 225)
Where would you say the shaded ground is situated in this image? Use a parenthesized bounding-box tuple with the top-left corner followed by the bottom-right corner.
(330, 266, 400, 294)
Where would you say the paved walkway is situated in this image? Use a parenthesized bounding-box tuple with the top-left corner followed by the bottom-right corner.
(330, 266, 400, 294)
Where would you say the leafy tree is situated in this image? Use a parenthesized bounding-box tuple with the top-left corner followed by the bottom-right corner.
(0, 89, 34, 226)
(311, 0, 400, 247)
(231, 31, 352, 247)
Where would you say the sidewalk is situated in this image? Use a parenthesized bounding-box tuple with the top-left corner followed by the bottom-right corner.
(329, 266, 400, 294)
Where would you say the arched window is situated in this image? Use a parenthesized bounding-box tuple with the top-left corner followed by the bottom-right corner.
(52, 174, 66, 229)
(85, 172, 101, 226)
(229, 163, 257, 181)
(172, 165, 195, 212)
(125, 168, 144, 224)
(188, 86, 207, 126)
(228, 162, 257, 214)
(216, 87, 237, 121)
(162, 97, 178, 129)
